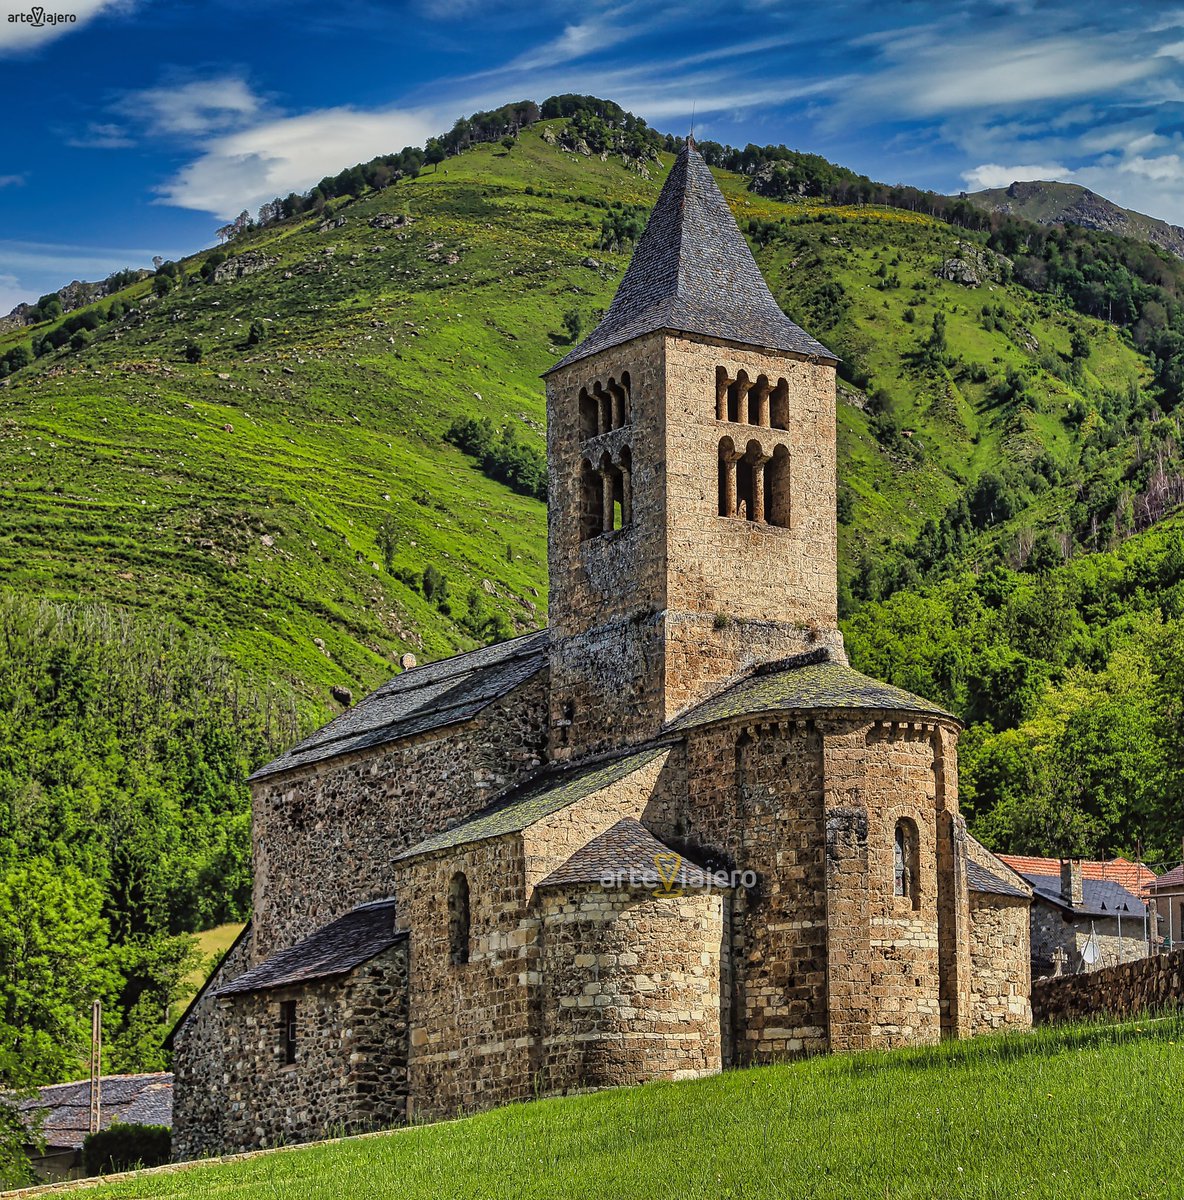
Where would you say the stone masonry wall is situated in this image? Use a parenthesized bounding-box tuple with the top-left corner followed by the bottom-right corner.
(251, 672, 548, 958)
(172, 930, 253, 1161)
(861, 724, 943, 1047)
(1033, 948, 1184, 1024)
(968, 895, 1032, 1031)
(660, 338, 840, 719)
(537, 886, 724, 1091)
(395, 751, 672, 1121)
(172, 940, 408, 1159)
(546, 333, 669, 759)
(647, 718, 829, 1062)
(396, 834, 535, 1121)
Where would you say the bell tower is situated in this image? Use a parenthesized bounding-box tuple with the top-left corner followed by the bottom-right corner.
(544, 141, 845, 761)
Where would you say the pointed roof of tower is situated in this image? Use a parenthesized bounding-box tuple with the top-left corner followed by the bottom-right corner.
(548, 142, 836, 373)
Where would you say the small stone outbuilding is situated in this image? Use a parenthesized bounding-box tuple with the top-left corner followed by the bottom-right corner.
(171, 141, 1032, 1159)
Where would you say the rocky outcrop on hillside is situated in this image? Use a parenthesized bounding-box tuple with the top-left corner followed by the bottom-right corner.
(213, 252, 279, 284)
(963, 180, 1184, 260)
(0, 272, 149, 331)
(936, 241, 1011, 287)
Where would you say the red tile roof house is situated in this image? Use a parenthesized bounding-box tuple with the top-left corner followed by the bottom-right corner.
(16, 1072, 172, 1182)
(999, 856, 1153, 977)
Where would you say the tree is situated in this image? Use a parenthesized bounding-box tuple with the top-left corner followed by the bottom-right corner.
(425, 138, 446, 172)
(245, 320, 266, 347)
(0, 859, 113, 1086)
(183, 341, 203, 364)
(500, 134, 516, 151)
(562, 309, 583, 343)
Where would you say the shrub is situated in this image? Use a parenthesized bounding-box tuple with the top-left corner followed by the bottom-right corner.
(81, 1123, 170, 1177)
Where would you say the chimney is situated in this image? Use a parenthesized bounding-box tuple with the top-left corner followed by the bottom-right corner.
(1060, 858, 1083, 907)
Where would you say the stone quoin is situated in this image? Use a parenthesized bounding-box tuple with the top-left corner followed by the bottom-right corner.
(169, 141, 1032, 1159)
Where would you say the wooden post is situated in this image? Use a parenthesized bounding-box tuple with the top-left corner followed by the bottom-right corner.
(89, 999, 102, 1135)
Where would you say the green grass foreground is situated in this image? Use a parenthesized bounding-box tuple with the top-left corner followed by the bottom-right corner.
(101, 1018, 1183, 1200)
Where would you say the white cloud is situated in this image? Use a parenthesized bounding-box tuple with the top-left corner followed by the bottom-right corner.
(961, 162, 1073, 190)
(67, 121, 134, 149)
(118, 75, 263, 137)
(863, 33, 1159, 116)
(0, 0, 130, 53)
(155, 105, 440, 217)
(0, 272, 25, 315)
(0, 173, 24, 186)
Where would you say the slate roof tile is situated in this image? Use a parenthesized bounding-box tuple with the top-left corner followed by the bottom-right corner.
(18, 1074, 173, 1151)
(966, 859, 1029, 899)
(537, 817, 715, 890)
(395, 746, 669, 861)
(250, 630, 547, 781)
(548, 143, 836, 374)
(1024, 873, 1147, 920)
(215, 899, 401, 997)
(667, 649, 954, 731)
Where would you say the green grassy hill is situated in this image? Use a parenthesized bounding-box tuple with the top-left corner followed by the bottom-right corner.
(53, 1017, 1184, 1200)
(0, 125, 1153, 715)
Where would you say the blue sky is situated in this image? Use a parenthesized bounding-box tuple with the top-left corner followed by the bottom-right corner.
(3, 0, 1184, 313)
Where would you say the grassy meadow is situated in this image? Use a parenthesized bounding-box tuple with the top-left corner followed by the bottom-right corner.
(63, 1017, 1184, 1200)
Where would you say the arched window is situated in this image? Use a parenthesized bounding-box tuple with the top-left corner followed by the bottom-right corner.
(595, 383, 612, 434)
(618, 446, 633, 527)
(767, 445, 790, 528)
(718, 436, 736, 516)
(579, 458, 602, 542)
(749, 375, 770, 426)
(620, 371, 632, 423)
(448, 872, 470, 965)
(578, 388, 597, 441)
(601, 450, 621, 532)
(894, 819, 920, 909)
(608, 378, 627, 429)
(728, 370, 751, 423)
(770, 379, 790, 430)
(716, 366, 730, 421)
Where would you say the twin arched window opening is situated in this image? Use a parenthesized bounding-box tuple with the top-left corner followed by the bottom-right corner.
(580, 446, 632, 541)
(448, 872, 471, 965)
(718, 438, 790, 526)
(894, 819, 920, 909)
(579, 372, 631, 440)
(716, 367, 790, 429)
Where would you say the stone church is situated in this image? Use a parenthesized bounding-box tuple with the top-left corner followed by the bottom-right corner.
(171, 143, 1031, 1159)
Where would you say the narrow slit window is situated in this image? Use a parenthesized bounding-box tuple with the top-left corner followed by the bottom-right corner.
(448, 872, 471, 965)
(280, 999, 297, 1066)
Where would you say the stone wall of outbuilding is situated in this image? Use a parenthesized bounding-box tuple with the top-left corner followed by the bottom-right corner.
(172, 940, 408, 1160)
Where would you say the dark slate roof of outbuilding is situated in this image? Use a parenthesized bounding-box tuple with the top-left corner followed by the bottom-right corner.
(395, 745, 670, 861)
(966, 859, 1029, 899)
(18, 1074, 173, 1151)
(249, 629, 547, 781)
(1025, 873, 1148, 920)
(538, 817, 715, 890)
(547, 142, 836, 374)
(215, 899, 401, 996)
(667, 649, 955, 731)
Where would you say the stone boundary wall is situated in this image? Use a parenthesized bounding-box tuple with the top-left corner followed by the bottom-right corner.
(1032, 948, 1184, 1024)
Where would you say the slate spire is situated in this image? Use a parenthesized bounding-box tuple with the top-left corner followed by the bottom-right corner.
(549, 142, 836, 373)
